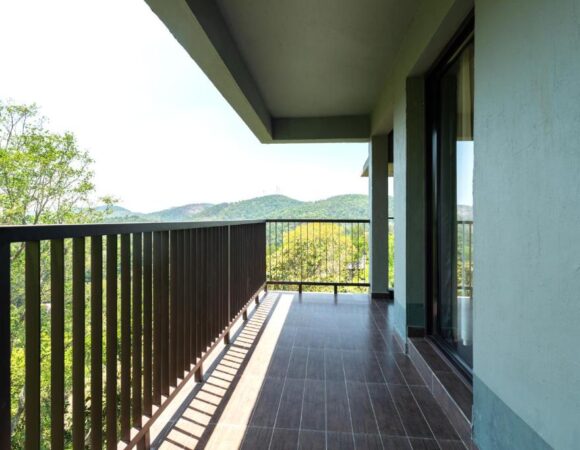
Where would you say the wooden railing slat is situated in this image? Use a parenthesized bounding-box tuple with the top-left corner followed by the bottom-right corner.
(161, 231, 169, 396)
(106, 235, 117, 450)
(90, 236, 103, 450)
(132, 232, 142, 428)
(176, 230, 184, 379)
(50, 239, 65, 450)
(0, 243, 11, 450)
(143, 232, 152, 416)
(72, 237, 85, 449)
(169, 231, 177, 386)
(120, 234, 131, 441)
(152, 231, 162, 406)
(25, 241, 41, 450)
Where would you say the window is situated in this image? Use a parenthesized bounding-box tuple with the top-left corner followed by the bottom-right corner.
(427, 18, 474, 374)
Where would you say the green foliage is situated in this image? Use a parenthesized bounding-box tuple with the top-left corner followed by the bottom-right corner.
(267, 222, 395, 293)
(274, 195, 371, 220)
(0, 101, 113, 226)
(1, 100, 113, 448)
(268, 223, 364, 288)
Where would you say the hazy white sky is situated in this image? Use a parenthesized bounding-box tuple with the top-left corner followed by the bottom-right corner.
(0, 0, 369, 212)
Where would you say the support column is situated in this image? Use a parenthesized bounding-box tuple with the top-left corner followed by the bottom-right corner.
(369, 134, 390, 299)
(393, 77, 427, 341)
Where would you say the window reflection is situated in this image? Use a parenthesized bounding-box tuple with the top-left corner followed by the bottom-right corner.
(437, 40, 474, 368)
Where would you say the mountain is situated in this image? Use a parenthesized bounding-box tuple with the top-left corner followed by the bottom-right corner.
(96, 205, 134, 218)
(275, 194, 373, 219)
(145, 203, 212, 222)
(189, 195, 302, 220)
(101, 194, 386, 222)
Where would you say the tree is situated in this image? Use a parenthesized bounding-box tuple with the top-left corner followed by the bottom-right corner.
(0, 101, 112, 227)
(267, 222, 395, 293)
(268, 223, 367, 291)
(1, 100, 113, 448)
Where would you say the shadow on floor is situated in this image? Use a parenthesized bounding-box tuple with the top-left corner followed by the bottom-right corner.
(156, 292, 471, 450)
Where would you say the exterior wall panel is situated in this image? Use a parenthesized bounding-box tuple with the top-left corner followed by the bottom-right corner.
(473, 0, 580, 447)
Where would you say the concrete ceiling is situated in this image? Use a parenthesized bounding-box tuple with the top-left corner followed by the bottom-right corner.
(145, 0, 419, 142)
(217, 0, 419, 118)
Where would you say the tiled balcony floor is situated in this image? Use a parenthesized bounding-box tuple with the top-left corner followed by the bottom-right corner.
(154, 292, 469, 450)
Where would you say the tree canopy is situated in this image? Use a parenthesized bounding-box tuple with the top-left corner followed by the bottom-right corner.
(1, 100, 113, 448)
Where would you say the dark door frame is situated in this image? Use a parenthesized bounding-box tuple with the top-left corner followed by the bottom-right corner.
(425, 13, 475, 381)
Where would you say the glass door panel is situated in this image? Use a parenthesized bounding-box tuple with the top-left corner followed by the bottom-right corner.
(432, 38, 474, 369)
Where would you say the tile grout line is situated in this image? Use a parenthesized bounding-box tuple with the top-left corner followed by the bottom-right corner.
(153, 292, 277, 449)
(364, 379, 387, 450)
(267, 297, 296, 450)
(390, 339, 445, 448)
(340, 349, 357, 449)
(372, 349, 411, 446)
(323, 341, 328, 450)
(365, 312, 386, 449)
(367, 301, 410, 444)
(368, 300, 420, 448)
(296, 346, 310, 449)
(407, 342, 469, 448)
(219, 294, 277, 449)
(403, 369, 442, 449)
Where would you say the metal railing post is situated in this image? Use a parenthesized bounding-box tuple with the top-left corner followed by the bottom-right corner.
(0, 242, 10, 450)
(228, 225, 231, 323)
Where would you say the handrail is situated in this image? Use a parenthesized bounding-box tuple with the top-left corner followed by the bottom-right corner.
(265, 218, 394, 223)
(0, 219, 265, 243)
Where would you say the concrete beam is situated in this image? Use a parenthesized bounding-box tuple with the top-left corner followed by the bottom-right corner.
(271, 116, 370, 143)
(145, 0, 272, 142)
(145, 2, 375, 144)
(361, 147, 394, 177)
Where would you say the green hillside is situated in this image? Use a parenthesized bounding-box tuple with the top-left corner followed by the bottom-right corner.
(276, 194, 369, 219)
(103, 194, 388, 222)
(189, 195, 302, 220)
(146, 203, 212, 222)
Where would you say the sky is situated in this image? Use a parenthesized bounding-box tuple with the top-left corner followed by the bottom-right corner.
(0, 0, 370, 213)
(456, 142, 474, 207)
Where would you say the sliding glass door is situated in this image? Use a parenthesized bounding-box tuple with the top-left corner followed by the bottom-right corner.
(428, 21, 474, 372)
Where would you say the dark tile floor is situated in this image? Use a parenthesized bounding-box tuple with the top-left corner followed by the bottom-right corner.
(157, 292, 469, 450)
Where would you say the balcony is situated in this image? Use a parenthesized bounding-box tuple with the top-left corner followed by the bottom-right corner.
(0, 218, 472, 449)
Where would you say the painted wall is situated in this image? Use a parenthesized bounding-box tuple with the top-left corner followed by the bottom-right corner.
(392, 91, 408, 338)
(473, 0, 580, 447)
(404, 78, 427, 333)
(372, 0, 472, 339)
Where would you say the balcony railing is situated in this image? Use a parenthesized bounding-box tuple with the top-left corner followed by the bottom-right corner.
(457, 219, 473, 297)
(1, 216, 403, 448)
(266, 219, 395, 293)
(0, 220, 265, 449)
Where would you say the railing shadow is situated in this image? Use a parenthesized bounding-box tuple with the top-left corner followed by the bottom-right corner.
(153, 292, 281, 449)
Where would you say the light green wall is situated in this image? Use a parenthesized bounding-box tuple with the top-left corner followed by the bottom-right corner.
(473, 0, 580, 447)
(373, 0, 580, 446)
(372, 0, 472, 339)
(392, 78, 427, 337)
(392, 89, 407, 338)
(404, 78, 427, 331)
